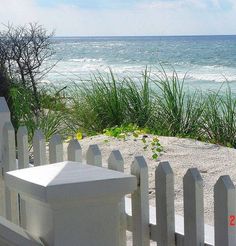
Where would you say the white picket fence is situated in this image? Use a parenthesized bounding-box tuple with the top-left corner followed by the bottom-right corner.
(0, 97, 236, 245)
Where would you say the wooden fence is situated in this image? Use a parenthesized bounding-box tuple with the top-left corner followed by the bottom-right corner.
(0, 99, 236, 245)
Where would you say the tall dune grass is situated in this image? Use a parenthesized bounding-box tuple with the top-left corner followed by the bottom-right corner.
(202, 86, 236, 147)
(66, 67, 236, 148)
(152, 67, 205, 137)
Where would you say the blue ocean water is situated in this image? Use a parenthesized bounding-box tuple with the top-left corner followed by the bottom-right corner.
(44, 35, 236, 92)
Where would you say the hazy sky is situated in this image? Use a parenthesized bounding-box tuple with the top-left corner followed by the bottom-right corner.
(0, 0, 236, 36)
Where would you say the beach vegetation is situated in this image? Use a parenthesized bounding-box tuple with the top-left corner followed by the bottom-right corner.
(66, 67, 236, 148)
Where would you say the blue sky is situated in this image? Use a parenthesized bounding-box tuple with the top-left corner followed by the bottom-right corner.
(1, 0, 236, 36)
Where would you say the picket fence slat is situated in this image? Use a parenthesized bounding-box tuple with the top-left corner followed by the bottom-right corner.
(183, 168, 204, 246)
(155, 161, 175, 246)
(49, 134, 63, 164)
(131, 156, 150, 246)
(3, 122, 16, 173)
(86, 144, 102, 166)
(67, 139, 82, 162)
(33, 130, 46, 166)
(108, 150, 126, 246)
(2, 122, 19, 225)
(214, 175, 236, 246)
(17, 126, 29, 169)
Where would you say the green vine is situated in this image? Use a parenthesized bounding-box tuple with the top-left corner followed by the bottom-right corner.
(103, 124, 163, 160)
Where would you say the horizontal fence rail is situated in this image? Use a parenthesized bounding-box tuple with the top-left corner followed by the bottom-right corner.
(0, 97, 235, 246)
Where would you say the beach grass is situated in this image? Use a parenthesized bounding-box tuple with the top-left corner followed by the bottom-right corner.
(9, 66, 236, 148)
(65, 67, 236, 148)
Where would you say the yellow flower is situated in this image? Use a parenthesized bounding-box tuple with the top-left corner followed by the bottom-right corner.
(76, 131, 83, 140)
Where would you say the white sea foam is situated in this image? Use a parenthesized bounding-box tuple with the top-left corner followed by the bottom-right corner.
(42, 56, 236, 88)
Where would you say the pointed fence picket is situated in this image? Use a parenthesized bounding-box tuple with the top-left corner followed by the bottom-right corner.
(2, 122, 19, 225)
(67, 139, 82, 162)
(49, 134, 63, 164)
(17, 126, 29, 169)
(0, 117, 235, 244)
(131, 156, 150, 246)
(183, 168, 204, 246)
(33, 130, 46, 166)
(214, 175, 236, 246)
(86, 144, 102, 166)
(108, 150, 126, 246)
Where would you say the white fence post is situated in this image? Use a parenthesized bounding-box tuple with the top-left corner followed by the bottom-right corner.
(5, 161, 137, 246)
(131, 156, 150, 246)
(49, 134, 63, 164)
(0, 97, 10, 174)
(67, 139, 82, 162)
(155, 161, 175, 246)
(108, 150, 126, 246)
(17, 126, 29, 169)
(33, 130, 46, 166)
(214, 175, 236, 246)
(86, 144, 102, 166)
(2, 122, 19, 225)
(183, 168, 204, 246)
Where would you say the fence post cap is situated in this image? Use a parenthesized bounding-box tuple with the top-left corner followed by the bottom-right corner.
(5, 161, 137, 203)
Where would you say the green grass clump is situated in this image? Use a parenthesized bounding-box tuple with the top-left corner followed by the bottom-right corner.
(67, 70, 126, 134)
(122, 69, 155, 127)
(152, 67, 205, 137)
(67, 68, 154, 133)
(202, 86, 236, 147)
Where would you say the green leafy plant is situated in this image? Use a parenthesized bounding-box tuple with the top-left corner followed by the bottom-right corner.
(103, 124, 163, 160)
(142, 136, 163, 160)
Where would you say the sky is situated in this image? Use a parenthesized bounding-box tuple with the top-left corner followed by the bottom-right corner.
(0, 0, 236, 36)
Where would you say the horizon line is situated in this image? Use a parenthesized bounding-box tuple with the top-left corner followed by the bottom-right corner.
(52, 34, 236, 38)
(53, 34, 236, 38)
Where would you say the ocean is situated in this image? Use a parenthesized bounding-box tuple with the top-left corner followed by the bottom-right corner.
(44, 35, 236, 92)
